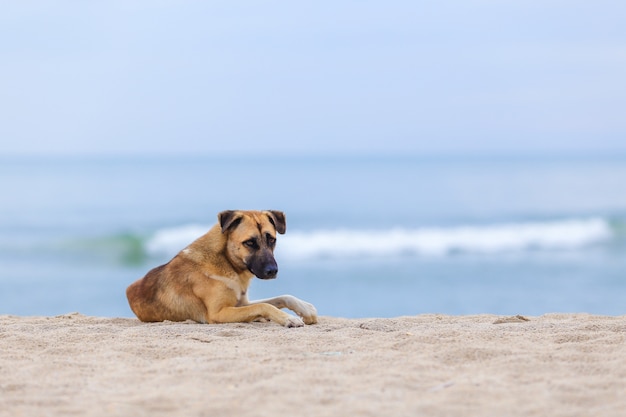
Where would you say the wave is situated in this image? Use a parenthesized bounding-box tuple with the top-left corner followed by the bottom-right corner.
(145, 224, 209, 258)
(144, 217, 615, 260)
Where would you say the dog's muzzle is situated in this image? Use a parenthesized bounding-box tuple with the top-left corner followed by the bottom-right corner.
(248, 256, 278, 280)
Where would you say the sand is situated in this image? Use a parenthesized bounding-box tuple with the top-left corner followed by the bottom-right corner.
(1, 313, 624, 417)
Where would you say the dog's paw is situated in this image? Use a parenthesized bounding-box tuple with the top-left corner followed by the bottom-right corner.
(292, 300, 318, 325)
(284, 316, 305, 328)
(302, 312, 318, 325)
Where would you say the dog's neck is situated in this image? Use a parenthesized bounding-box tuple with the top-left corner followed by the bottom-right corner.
(204, 272, 252, 304)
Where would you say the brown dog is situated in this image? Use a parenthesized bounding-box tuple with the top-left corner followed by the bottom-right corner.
(126, 210, 317, 327)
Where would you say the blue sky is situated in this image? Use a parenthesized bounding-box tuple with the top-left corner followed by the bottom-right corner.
(1, 1, 625, 156)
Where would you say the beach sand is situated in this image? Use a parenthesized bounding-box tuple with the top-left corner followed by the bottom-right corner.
(1, 313, 624, 416)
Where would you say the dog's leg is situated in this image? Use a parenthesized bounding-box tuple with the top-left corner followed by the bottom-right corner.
(210, 304, 305, 328)
(248, 295, 318, 325)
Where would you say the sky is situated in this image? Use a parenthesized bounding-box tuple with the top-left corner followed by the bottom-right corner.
(1, 1, 626, 157)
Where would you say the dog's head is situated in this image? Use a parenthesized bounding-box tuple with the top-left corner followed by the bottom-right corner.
(218, 210, 286, 280)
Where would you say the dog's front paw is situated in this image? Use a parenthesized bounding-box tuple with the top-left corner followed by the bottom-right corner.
(302, 312, 318, 325)
(284, 316, 305, 328)
(293, 300, 318, 325)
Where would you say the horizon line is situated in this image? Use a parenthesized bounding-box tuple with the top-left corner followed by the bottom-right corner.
(1, 149, 626, 161)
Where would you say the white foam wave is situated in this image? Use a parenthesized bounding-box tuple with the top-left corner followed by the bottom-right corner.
(145, 224, 210, 257)
(145, 218, 613, 260)
(279, 218, 612, 259)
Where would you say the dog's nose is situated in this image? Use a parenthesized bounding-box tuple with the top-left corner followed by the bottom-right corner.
(264, 265, 278, 278)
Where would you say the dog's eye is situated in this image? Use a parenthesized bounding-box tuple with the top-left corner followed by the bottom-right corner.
(243, 239, 259, 249)
(266, 235, 276, 246)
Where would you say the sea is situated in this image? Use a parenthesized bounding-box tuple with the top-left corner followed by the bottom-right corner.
(1, 154, 625, 318)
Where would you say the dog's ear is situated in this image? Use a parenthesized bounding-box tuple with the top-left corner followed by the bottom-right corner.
(265, 210, 286, 234)
(218, 210, 243, 234)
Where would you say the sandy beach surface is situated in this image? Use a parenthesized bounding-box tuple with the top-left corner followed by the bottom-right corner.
(1, 313, 624, 417)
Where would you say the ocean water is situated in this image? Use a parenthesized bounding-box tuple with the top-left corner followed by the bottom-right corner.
(1, 154, 625, 318)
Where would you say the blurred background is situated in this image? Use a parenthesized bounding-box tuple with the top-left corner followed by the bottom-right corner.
(1, 1, 625, 318)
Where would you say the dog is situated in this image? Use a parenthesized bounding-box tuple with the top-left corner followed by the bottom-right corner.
(126, 210, 317, 327)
